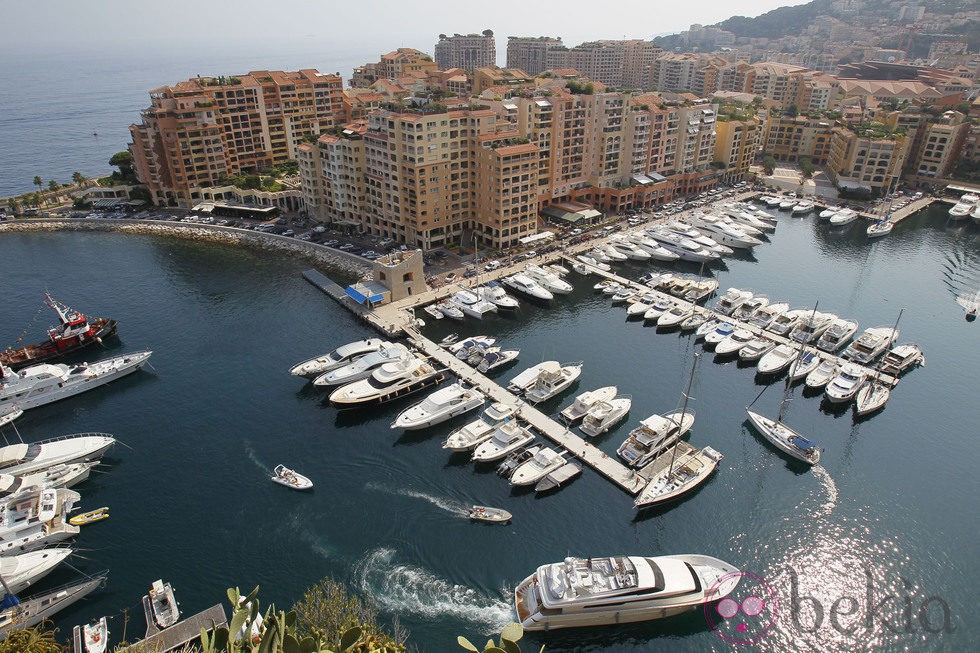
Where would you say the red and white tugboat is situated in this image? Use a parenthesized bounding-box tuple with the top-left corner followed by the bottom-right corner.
(1, 295, 117, 370)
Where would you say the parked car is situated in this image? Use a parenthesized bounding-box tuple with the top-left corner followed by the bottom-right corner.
(444, 272, 457, 282)
(463, 268, 477, 278)
(339, 243, 355, 251)
(324, 239, 339, 247)
(483, 260, 502, 271)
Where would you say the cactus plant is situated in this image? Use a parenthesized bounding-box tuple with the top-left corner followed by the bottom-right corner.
(457, 623, 542, 653)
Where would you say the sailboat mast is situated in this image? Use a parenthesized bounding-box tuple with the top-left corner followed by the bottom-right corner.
(778, 300, 818, 423)
(667, 352, 700, 478)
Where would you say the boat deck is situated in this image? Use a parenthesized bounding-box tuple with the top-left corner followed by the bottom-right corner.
(118, 602, 227, 653)
(562, 257, 900, 388)
(636, 440, 697, 481)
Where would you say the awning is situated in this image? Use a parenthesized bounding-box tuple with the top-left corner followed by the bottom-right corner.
(345, 284, 386, 305)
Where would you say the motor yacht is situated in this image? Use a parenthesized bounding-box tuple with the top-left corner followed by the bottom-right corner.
(510, 447, 566, 486)
(435, 301, 465, 320)
(580, 396, 631, 437)
(289, 338, 386, 378)
(703, 322, 736, 348)
(665, 222, 733, 256)
(628, 234, 680, 261)
(476, 282, 520, 311)
(658, 305, 695, 329)
(589, 247, 613, 263)
(535, 462, 583, 494)
(443, 403, 517, 451)
(497, 445, 540, 479)
(729, 296, 767, 321)
(0, 352, 152, 412)
(643, 298, 676, 323)
(525, 265, 573, 294)
(789, 311, 837, 344)
(816, 319, 859, 352)
(601, 245, 628, 262)
(746, 410, 821, 465)
(312, 342, 411, 386)
(0, 488, 80, 554)
(476, 348, 520, 373)
(739, 337, 776, 363)
(571, 262, 591, 276)
(391, 383, 485, 430)
(645, 229, 720, 263)
(791, 201, 815, 214)
(560, 386, 618, 423)
(877, 344, 924, 377)
(766, 309, 808, 336)
(718, 206, 775, 232)
(503, 274, 554, 301)
(609, 237, 651, 261)
(948, 193, 978, 219)
(471, 422, 535, 462)
(842, 327, 899, 365)
(575, 255, 611, 272)
(805, 359, 839, 389)
(824, 363, 869, 403)
(760, 195, 782, 207)
(788, 351, 820, 381)
(446, 335, 495, 355)
(148, 579, 180, 629)
(0, 548, 74, 595)
(714, 329, 756, 356)
(634, 444, 724, 508)
(695, 318, 722, 340)
(617, 411, 695, 468)
(683, 215, 761, 249)
(0, 461, 97, 499)
(0, 434, 115, 477)
(778, 197, 796, 210)
(757, 344, 798, 375)
(514, 554, 740, 631)
(611, 288, 634, 304)
(748, 302, 790, 329)
(525, 363, 583, 403)
(713, 288, 753, 316)
(679, 279, 720, 304)
(449, 290, 498, 319)
(328, 357, 443, 407)
(818, 206, 840, 219)
(829, 208, 859, 225)
(626, 293, 656, 318)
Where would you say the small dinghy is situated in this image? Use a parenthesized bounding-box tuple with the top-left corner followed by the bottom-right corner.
(84, 617, 109, 653)
(469, 505, 511, 523)
(271, 464, 313, 491)
(69, 506, 109, 526)
(149, 579, 180, 629)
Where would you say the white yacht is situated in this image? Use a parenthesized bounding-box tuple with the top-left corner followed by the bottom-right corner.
(435, 301, 465, 320)
(713, 288, 753, 316)
(732, 295, 769, 321)
(789, 311, 837, 344)
(0, 575, 106, 636)
(560, 386, 617, 423)
(805, 359, 839, 389)
(664, 222, 733, 256)
(695, 318, 722, 340)
(575, 255, 611, 272)
(446, 335, 495, 355)
(681, 312, 709, 333)
(643, 298, 676, 323)
(391, 383, 485, 430)
(718, 206, 775, 232)
(312, 342, 411, 386)
(948, 193, 978, 219)
(601, 245, 629, 262)
(289, 339, 385, 378)
(0, 488, 80, 554)
(477, 282, 519, 311)
(0, 351, 152, 412)
(476, 348, 520, 373)
(471, 422, 535, 462)
(748, 302, 790, 329)
(855, 379, 890, 416)
(0, 461, 97, 499)
(703, 322, 737, 347)
(746, 410, 821, 465)
(580, 396, 631, 437)
(816, 319, 859, 352)
(658, 305, 695, 329)
(617, 411, 695, 468)
(867, 220, 893, 238)
(645, 229, 719, 263)
(626, 293, 656, 318)
(878, 344, 924, 377)
(328, 357, 443, 407)
(514, 554, 740, 631)
(0, 547, 74, 594)
(825, 363, 869, 403)
(503, 273, 554, 301)
(818, 206, 840, 219)
(443, 403, 517, 451)
(508, 361, 559, 393)
(525, 363, 583, 404)
(842, 327, 899, 365)
(510, 447, 566, 486)
(787, 351, 821, 381)
(0, 434, 115, 477)
(791, 200, 815, 214)
(685, 214, 762, 248)
(633, 444, 724, 508)
(762, 195, 783, 207)
(149, 579, 180, 629)
(829, 208, 859, 225)
(449, 289, 498, 318)
(627, 234, 680, 261)
(766, 308, 808, 336)
(589, 247, 613, 263)
(714, 329, 756, 356)
(778, 196, 796, 209)
(611, 288, 634, 304)
(525, 265, 573, 294)
(757, 344, 798, 375)
(0, 405, 21, 427)
(609, 237, 651, 261)
(739, 337, 776, 363)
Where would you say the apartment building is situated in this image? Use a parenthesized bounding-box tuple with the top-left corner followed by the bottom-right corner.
(746, 62, 810, 108)
(472, 67, 534, 96)
(506, 36, 565, 75)
(296, 122, 367, 225)
(650, 53, 702, 93)
(714, 117, 760, 181)
(762, 114, 834, 164)
(350, 49, 439, 88)
(129, 69, 343, 205)
(827, 125, 909, 194)
(434, 32, 496, 71)
(910, 110, 970, 179)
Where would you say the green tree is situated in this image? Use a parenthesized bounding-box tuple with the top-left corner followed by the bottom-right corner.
(293, 578, 404, 649)
(72, 171, 86, 184)
(762, 154, 777, 175)
(109, 150, 134, 177)
(47, 179, 59, 192)
(0, 621, 61, 653)
(784, 103, 799, 117)
(799, 156, 816, 179)
(29, 192, 43, 207)
(8, 198, 20, 215)
(32, 175, 43, 191)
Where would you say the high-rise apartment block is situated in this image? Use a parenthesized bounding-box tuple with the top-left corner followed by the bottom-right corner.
(714, 117, 761, 181)
(827, 126, 909, 194)
(506, 36, 565, 75)
(762, 114, 834, 164)
(434, 31, 496, 71)
(129, 70, 343, 205)
(351, 49, 439, 88)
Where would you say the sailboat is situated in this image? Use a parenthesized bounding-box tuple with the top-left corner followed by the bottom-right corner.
(745, 304, 821, 465)
(855, 309, 903, 417)
(634, 354, 725, 509)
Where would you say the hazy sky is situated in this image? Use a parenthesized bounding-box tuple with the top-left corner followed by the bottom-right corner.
(3, 0, 810, 54)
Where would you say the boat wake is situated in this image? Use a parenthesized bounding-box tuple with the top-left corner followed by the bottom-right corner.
(811, 465, 838, 517)
(355, 547, 513, 630)
(243, 440, 270, 474)
(940, 249, 980, 314)
(364, 482, 470, 517)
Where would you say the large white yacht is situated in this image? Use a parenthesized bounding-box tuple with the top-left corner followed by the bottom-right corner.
(0, 461, 97, 499)
(766, 308, 808, 336)
(525, 363, 583, 403)
(0, 547, 74, 594)
(0, 351, 152, 411)
(842, 327, 899, 364)
(824, 363, 869, 403)
(471, 422, 535, 462)
(608, 237, 652, 261)
(713, 288, 753, 316)
(0, 434, 116, 477)
(391, 384, 485, 430)
(508, 361, 560, 393)
(948, 193, 978, 219)
(0, 574, 105, 636)
(617, 411, 695, 468)
(288, 339, 386, 378)
(476, 282, 520, 311)
(627, 234, 680, 262)
(0, 488, 80, 554)
(747, 302, 790, 329)
(510, 447, 566, 486)
(738, 336, 776, 363)
(449, 290, 498, 318)
(714, 329, 756, 356)
(503, 274, 554, 301)
(789, 311, 837, 344)
(328, 357, 443, 407)
(525, 265, 573, 294)
(443, 403, 517, 451)
(731, 295, 769, 321)
(645, 228, 720, 263)
(580, 396, 632, 437)
(664, 222, 734, 256)
(514, 553, 740, 631)
(816, 319, 859, 352)
(829, 208, 859, 225)
(559, 386, 617, 423)
(757, 344, 798, 375)
(312, 342, 411, 386)
(685, 214, 762, 248)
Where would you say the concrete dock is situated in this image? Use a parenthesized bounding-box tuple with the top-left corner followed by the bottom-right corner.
(117, 603, 227, 653)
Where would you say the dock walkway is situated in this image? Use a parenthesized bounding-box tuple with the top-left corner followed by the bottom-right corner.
(117, 603, 227, 653)
(563, 257, 899, 387)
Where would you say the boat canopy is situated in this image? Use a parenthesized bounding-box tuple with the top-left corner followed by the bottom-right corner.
(790, 435, 816, 450)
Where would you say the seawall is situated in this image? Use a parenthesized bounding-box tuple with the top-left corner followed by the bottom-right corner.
(0, 218, 372, 278)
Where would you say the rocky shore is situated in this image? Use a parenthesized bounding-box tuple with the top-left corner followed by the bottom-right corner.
(0, 218, 372, 277)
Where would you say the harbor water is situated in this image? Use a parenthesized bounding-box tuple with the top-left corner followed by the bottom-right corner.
(1, 203, 978, 651)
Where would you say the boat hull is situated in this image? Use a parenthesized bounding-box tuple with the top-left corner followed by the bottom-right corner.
(1, 319, 118, 371)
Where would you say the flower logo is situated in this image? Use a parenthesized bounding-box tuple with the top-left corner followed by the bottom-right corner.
(704, 570, 779, 645)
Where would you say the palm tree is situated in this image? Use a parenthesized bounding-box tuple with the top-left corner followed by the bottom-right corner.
(72, 171, 86, 185)
(33, 176, 43, 192)
(48, 179, 59, 192)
